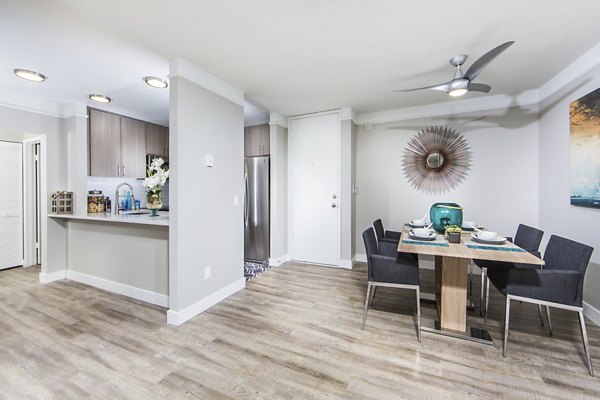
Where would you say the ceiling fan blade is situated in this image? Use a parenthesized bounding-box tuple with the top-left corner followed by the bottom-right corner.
(467, 83, 491, 93)
(464, 41, 514, 82)
(393, 82, 452, 93)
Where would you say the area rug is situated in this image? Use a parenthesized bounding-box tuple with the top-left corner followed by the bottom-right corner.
(244, 261, 271, 280)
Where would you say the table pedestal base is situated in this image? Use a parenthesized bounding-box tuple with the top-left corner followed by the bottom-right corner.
(421, 319, 494, 345)
(420, 292, 476, 310)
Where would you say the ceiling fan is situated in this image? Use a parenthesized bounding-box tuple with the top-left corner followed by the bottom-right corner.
(394, 41, 515, 97)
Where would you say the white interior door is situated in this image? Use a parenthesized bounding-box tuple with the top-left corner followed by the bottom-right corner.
(289, 112, 340, 265)
(0, 141, 23, 269)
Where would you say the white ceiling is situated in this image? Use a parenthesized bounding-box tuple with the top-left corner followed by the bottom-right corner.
(2, 0, 600, 123)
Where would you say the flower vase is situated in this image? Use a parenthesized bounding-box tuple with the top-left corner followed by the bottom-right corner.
(147, 191, 162, 217)
(430, 202, 463, 233)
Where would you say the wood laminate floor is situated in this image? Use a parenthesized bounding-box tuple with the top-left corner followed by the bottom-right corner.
(1, 263, 599, 399)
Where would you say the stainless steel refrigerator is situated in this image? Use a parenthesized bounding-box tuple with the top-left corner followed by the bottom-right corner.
(244, 156, 269, 263)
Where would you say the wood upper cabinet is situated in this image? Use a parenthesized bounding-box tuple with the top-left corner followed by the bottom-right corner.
(120, 117, 146, 179)
(244, 124, 270, 156)
(89, 108, 122, 177)
(146, 123, 169, 156)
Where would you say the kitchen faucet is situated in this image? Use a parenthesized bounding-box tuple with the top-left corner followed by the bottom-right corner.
(115, 182, 134, 214)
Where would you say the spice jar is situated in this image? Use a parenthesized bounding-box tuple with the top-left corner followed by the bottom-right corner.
(87, 190, 105, 213)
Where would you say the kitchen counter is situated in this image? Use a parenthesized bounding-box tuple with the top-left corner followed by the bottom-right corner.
(49, 210, 169, 226)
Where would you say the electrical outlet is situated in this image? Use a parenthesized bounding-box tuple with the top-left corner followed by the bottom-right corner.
(204, 266, 211, 280)
(205, 154, 213, 167)
(233, 195, 239, 206)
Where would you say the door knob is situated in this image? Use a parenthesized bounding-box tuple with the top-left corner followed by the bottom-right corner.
(331, 203, 337, 208)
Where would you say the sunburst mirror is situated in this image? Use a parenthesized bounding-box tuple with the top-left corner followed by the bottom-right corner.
(402, 126, 472, 194)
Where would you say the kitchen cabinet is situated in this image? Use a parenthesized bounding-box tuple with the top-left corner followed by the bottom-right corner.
(244, 124, 270, 156)
(89, 108, 122, 177)
(120, 117, 146, 178)
(89, 108, 169, 177)
(146, 123, 169, 156)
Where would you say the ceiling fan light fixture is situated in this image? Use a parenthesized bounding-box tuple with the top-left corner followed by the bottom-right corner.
(89, 94, 111, 103)
(14, 68, 47, 82)
(143, 76, 168, 89)
(449, 88, 468, 97)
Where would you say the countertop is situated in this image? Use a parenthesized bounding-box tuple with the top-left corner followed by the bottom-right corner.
(48, 210, 169, 226)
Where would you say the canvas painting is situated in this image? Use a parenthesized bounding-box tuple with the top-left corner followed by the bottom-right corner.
(570, 87, 600, 208)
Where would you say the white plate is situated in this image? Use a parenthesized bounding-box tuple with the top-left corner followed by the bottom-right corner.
(409, 230, 436, 241)
(471, 233, 507, 245)
(409, 221, 426, 228)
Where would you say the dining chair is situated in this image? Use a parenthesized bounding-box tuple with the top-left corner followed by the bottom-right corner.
(498, 235, 594, 376)
(475, 224, 544, 320)
(373, 219, 418, 263)
(361, 227, 421, 342)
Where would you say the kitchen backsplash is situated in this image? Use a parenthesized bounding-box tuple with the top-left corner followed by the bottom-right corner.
(87, 177, 169, 210)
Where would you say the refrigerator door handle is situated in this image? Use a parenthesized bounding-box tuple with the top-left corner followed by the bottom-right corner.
(244, 163, 249, 228)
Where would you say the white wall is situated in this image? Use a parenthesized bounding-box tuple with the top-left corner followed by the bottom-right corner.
(0, 105, 68, 275)
(355, 106, 540, 257)
(539, 63, 600, 316)
(269, 121, 288, 265)
(340, 119, 355, 266)
(168, 72, 245, 324)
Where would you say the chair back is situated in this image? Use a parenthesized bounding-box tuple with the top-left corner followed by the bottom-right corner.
(373, 219, 385, 241)
(362, 227, 378, 280)
(544, 235, 594, 304)
(514, 224, 544, 253)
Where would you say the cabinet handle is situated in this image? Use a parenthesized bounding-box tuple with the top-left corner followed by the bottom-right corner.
(122, 165, 126, 177)
(117, 165, 120, 176)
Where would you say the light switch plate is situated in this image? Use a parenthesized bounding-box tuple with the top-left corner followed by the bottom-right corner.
(205, 154, 213, 167)
(233, 195, 239, 206)
(204, 266, 211, 280)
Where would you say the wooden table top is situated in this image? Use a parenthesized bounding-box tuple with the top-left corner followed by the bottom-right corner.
(398, 226, 544, 266)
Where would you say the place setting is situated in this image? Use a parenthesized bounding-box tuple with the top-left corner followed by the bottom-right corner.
(403, 219, 449, 247)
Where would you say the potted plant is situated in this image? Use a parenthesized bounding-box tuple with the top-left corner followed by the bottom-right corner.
(143, 157, 169, 216)
(446, 225, 462, 243)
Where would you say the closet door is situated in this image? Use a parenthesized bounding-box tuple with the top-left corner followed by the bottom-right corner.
(0, 141, 23, 269)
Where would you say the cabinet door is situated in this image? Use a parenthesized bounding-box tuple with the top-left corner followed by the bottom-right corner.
(89, 109, 121, 177)
(244, 126, 259, 156)
(120, 117, 147, 178)
(162, 126, 169, 156)
(146, 123, 168, 156)
(258, 124, 270, 155)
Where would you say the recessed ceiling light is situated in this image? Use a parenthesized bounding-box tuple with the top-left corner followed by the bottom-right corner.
(89, 94, 111, 103)
(143, 76, 168, 89)
(14, 68, 47, 82)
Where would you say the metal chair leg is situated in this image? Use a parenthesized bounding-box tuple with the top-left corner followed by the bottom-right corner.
(578, 311, 594, 376)
(503, 297, 511, 357)
(537, 304, 545, 327)
(416, 288, 421, 343)
(480, 266, 486, 317)
(369, 285, 376, 306)
(546, 306, 553, 335)
(484, 276, 490, 322)
(362, 284, 372, 330)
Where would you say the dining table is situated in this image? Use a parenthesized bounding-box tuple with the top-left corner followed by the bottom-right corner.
(397, 224, 544, 345)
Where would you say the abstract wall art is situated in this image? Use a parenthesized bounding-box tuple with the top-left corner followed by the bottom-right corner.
(570, 87, 600, 208)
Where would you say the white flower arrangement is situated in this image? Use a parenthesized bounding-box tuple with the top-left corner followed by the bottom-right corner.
(143, 157, 169, 193)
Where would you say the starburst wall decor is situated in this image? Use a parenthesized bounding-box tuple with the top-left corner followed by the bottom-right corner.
(402, 126, 472, 194)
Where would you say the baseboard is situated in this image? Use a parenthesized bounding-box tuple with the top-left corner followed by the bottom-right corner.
(269, 254, 290, 267)
(66, 270, 169, 307)
(39, 269, 67, 283)
(167, 277, 246, 326)
(355, 253, 367, 263)
(583, 301, 600, 327)
(339, 259, 353, 269)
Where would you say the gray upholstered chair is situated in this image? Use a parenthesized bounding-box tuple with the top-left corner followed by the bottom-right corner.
(475, 224, 544, 320)
(497, 235, 594, 376)
(373, 218, 401, 244)
(361, 227, 421, 342)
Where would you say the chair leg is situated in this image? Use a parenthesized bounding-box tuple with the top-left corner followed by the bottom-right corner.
(503, 297, 511, 357)
(484, 276, 490, 322)
(416, 288, 421, 343)
(480, 267, 486, 317)
(362, 284, 372, 330)
(369, 285, 376, 306)
(545, 306, 553, 335)
(578, 311, 594, 377)
(537, 304, 545, 327)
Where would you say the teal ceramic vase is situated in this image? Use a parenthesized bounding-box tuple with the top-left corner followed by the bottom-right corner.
(430, 203, 463, 233)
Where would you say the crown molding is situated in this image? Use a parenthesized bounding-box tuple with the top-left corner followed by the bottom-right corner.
(60, 102, 88, 119)
(269, 113, 288, 128)
(169, 57, 244, 107)
(538, 42, 600, 103)
(358, 90, 539, 125)
(0, 91, 64, 118)
(340, 107, 358, 124)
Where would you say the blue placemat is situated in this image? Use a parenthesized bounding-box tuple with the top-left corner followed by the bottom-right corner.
(466, 244, 525, 252)
(402, 239, 449, 247)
